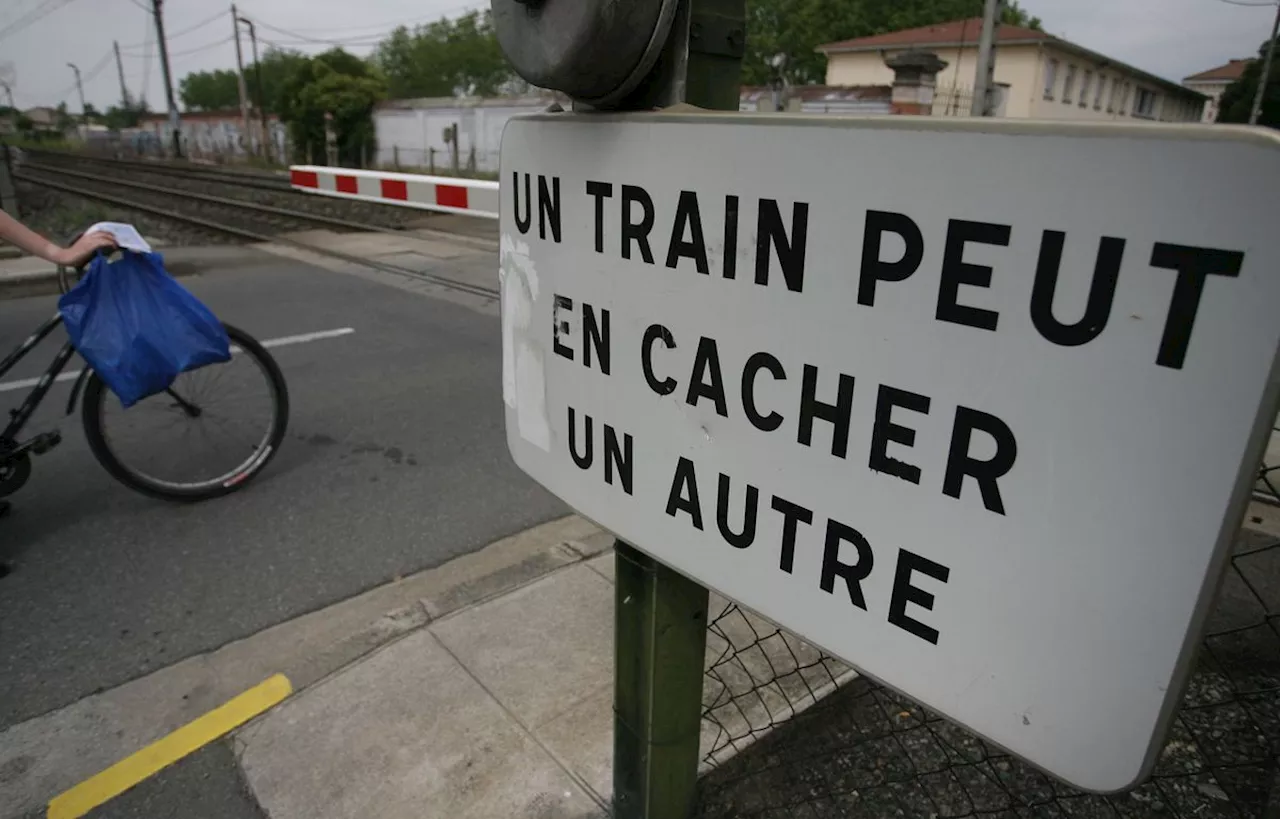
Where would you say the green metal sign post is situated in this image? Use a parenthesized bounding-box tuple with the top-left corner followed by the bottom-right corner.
(610, 2, 745, 816)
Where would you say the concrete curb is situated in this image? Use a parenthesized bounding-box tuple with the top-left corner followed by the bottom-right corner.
(0, 514, 606, 819)
(0, 260, 204, 300)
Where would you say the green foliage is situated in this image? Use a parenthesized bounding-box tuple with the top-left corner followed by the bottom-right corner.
(372, 10, 515, 99)
(179, 68, 241, 111)
(742, 0, 1042, 86)
(251, 47, 311, 113)
(54, 102, 74, 132)
(103, 100, 149, 130)
(178, 48, 311, 115)
(276, 48, 387, 166)
(1216, 42, 1275, 127)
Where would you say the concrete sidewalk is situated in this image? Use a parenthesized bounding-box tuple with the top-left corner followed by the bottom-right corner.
(13, 509, 1276, 817)
(3, 514, 848, 819)
(231, 518, 849, 819)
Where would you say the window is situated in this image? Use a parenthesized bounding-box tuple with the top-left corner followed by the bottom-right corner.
(1094, 75, 1106, 109)
(1044, 58, 1059, 99)
(1080, 71, 1093, 107)
(1118, 82, 1130, 114)
(1134, 87, 1156, 118)
(1063, 64, 1077, 104)
(1107, 79, 1117, 112)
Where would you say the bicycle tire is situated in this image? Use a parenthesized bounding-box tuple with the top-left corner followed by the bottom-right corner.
(81, 323, 290, 501)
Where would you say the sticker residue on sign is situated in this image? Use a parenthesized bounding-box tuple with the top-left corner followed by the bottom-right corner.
(500, 233, 551, 451)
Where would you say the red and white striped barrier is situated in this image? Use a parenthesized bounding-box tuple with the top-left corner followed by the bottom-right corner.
(289, 166, 500, 219)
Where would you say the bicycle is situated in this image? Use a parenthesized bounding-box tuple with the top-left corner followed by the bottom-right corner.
(0, 231, 289, 502)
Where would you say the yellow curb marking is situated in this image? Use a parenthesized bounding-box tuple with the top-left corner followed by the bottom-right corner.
(47, 674, 292, 819)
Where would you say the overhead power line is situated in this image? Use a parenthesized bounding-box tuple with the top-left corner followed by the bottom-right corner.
(167, 35, 234, 61)
(255, 5, 483, 35)
(119, 7, 228, 51)
(140, 12, 153, 103)
(121, 34, 232, 60)
(48, 47, 112, 102)
(252, 19, 386, 45)
(0, 0, 82, 43)
(247, 4, 486, 47)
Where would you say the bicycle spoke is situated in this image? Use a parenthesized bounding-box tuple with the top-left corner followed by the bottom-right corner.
(86, 325, 285, 497)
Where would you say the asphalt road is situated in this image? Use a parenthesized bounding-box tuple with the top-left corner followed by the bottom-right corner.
(0, 247, 566, 729)
(84, 741, 264, 819)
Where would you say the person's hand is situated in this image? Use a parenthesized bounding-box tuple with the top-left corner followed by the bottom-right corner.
(52, 231, 118, 268)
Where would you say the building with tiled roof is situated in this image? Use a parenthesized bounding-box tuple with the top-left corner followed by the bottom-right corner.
(1183, 59, 1251, 122)
(816, 18, 1207, 122)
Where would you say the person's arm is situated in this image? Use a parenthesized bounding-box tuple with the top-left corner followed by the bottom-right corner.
(0, 210, 116, 267)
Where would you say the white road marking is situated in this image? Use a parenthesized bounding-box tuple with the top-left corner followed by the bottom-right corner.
(257, 327, 355, 349)
(0, 327, 355, 393)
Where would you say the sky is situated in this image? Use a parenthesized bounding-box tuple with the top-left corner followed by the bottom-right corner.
(0, 0, 1275, 112)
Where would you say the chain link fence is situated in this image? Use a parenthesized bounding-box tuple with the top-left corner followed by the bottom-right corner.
(694, 455, 1280, 817)
(933, 86, 976, 118)
(1256, 426, 1279, 506)
(377, 144, 500, 179)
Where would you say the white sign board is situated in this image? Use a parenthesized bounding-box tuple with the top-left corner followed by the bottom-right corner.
(498, 113, 1280, 792)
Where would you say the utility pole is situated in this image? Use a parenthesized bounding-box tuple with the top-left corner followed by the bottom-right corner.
(238, 15, 271, 162)
(66, 63, 86, 125)
(113, 41, 131, 108)
(151, 0, 183, 158)
(231, 3, 253, 156)
(1249, 1, 1280, 125)
(971, 0, 1004, 116)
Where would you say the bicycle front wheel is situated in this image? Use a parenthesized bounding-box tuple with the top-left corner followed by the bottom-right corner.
(82, 323, 290, 501)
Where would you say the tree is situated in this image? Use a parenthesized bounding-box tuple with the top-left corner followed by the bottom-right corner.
(250, 47, 311, 113)
(178, 48, 310, 115)
(1217, 40, 1276, 127)
(275, 48, 387, 165)
(54, 102, 74, 132)
(179, 68, 241, 111)
(104, 100, 149, 130)
(372, 10, 515, 99)
(742, 0, 1042, 86)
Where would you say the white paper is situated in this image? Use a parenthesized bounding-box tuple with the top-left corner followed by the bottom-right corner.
(85, 222, 152, 253)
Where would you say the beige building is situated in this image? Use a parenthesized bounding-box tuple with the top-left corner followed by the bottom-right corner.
(817, 18, 1206, 122)
(1183, 59, 1251, 122)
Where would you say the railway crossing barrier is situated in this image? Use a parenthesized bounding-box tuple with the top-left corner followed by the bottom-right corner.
(288, 165, 499, 219)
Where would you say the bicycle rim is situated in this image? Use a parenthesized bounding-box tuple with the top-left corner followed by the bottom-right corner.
(84, 325, 288, 499)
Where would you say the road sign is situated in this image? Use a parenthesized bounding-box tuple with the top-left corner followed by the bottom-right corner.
(498, 112, 1280, 792)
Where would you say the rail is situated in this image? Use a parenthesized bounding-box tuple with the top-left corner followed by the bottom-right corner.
(12, 169, 499, 301)
(289, 166, 500, 219)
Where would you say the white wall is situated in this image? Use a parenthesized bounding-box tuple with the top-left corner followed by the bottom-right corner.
(145, 118, 287, 159)
(825, 44, 1041, 117)
(827, 43, 1204, 123)
(374, 101, 547, 173)
(1186, 80, 1228, 122)
(1032, 45, 1203, 123)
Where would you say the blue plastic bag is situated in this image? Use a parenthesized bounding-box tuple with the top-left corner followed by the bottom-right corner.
(58, 251, 231, 408)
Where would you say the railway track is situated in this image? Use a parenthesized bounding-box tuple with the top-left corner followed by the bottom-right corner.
(21, 163, 408, 236)
(21, 149, 293, 192)
(17, 150, 425, 231)
(14, 165, 499, 301)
